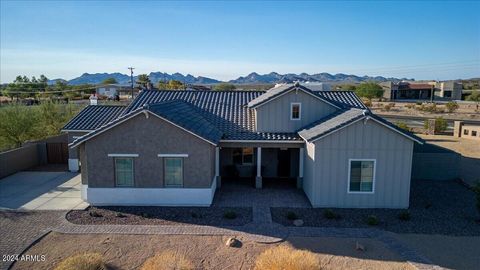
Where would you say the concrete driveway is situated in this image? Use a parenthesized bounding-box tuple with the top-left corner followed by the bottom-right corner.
(0, 172, 88, 210)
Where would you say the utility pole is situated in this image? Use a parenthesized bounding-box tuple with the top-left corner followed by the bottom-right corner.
(128, 67, 135, 99)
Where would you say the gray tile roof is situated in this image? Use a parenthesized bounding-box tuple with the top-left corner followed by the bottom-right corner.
(62, 105, 125, 131)
(299, 108, 424, 144)
(298, 108, 366, 142)
(146, 100, 223, 144)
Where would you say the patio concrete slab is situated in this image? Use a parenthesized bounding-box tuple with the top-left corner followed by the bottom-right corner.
(0, 171, 88, 210)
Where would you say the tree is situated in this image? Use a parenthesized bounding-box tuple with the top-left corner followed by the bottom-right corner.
(101, 78, 118, 84)
(355, 82, 384, 100)
(213, 83, 236, 91)
(467, 90, 480, 111)
(136, 74, 152, 89)
(445, 101, 459, 113)
(0, 105, 39, 148)
(158, 80, 184, 90)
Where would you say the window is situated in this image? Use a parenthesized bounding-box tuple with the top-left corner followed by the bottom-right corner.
(290, 103, 301, 120)
(472, 130, 477, 137)
(115, 158, 134, 187)
(164, 157, 183, 187)
(464, 129, 469, 135)
(348, 159, 375, 193)
(233, 148, 254, 165)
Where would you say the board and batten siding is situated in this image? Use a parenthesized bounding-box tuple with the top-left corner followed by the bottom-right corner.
(255, 90, 337, 133)
(83, 113, 216, 189)
(305, 119, 414, 208)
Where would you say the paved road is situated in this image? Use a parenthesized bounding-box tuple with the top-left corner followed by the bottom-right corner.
(0, 172, 88, 210)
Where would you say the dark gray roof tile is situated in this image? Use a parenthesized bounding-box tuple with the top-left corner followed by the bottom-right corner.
(62, 105, 125, 131)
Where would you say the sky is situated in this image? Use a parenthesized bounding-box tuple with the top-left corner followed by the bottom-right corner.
(1, 0, 479, 83)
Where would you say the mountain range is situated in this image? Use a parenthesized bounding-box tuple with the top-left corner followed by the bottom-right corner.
(48, 72, 411, 85)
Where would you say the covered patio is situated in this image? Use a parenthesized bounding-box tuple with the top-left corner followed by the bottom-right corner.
(215, 141, 305, 189)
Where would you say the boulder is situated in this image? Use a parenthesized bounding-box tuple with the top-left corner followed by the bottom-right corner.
(225, 237, 241, 248)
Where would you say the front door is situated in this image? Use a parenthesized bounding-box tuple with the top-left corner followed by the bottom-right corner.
(277, 149, 290, 177)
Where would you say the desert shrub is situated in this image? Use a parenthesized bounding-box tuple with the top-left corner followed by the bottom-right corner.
(54, 253, 106, 270)
(398, 210, 411, 221)
(323, 209, 338, 219)
(424, 117, 448, 133)
(141, 251, 193, 270)
(415, 101, 423, 106)
(255, 245, 320, 270)
(396, 121, 412, 132)
(223, 210, 237, 219)
(366, 215, 379, 226)
(363, 99, 372, 107)
(286, 211, 298, 220)
(445, 101, 459, 113)
(89, 211, 102, 218)
(405, 103, 415, 109)
(382, 103, 393, 112)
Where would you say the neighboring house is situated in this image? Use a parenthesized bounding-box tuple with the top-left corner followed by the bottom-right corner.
(381, 81, 462, 101)
(63, 83, 423, 208)
(454, 121, 480, 141)
(96, 84, 131, 98)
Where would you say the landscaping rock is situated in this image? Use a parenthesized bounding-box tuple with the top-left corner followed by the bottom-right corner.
(225, 237, 241, 248)
(293, 219, 304, 227)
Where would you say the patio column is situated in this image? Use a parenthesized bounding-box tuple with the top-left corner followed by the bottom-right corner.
(297, 148, 304, 189)
(256, 147, 262, 188)
(215, 146, 221, 189)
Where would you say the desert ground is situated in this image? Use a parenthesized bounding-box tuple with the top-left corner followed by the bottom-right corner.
(12, 233, 413, 270)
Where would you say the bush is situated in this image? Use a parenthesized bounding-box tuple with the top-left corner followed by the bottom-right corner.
(141, 251, 193, 270)
(424, 117, 448, 133)
(382, 103, 393, 112)
(223, 210, 237, 219)
(366, 215, 379, 226)
(396, 121, 411, 132)
(286, 211, 298, 220)
(445, 101, 459, 113)
(323, 209, 338, 220)
(54, 253, 106, 270)
(398, 211, 411, 221)
(363, 100, 372, 107)
(405, 103, 415, 109)
(254, 245, 320, 270)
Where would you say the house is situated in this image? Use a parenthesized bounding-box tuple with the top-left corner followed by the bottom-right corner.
(63, 83, 423, 208)
(96, 84, 132, 98)
(454, 121, 480, 141)
(381, 81, 462, 101)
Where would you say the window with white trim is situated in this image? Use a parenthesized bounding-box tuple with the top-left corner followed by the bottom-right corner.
(164, 157, 184, 187)
(115, 158, 134, 187)
(290, 103, 301, 120)
(349, 159, 375, 193)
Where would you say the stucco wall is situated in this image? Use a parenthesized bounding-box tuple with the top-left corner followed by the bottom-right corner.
(255, 90, 337, 133)
(83, 113, 215, 188)
(306, 119, 414, 208)
(0, 144, 39, 179)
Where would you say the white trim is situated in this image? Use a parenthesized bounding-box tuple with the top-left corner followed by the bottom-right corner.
(157, 154, 189, 158)
(84, 180, 217, 206)
(220, 140, 303, 144)
(290, 102, 302, 121)
(347, 159, 376, 194)
(108, 154, 139, 157)
(250, 86, 341, 110)
(68, 158, 79, 172)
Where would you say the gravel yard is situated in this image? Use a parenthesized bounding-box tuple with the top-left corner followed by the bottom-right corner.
(67, 206, 252, 226)
(272, 180, 480, 236)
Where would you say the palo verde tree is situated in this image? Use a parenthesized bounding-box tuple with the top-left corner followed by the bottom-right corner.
(0, 104, 39, 148)
(355, 82, 384, 100)
(467, 90, 480, 111)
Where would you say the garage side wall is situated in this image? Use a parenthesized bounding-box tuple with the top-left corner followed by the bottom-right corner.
(311, 119, 414, 208)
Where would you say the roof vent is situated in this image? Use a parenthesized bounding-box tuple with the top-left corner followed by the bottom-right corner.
(294, 81, 300, 87)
